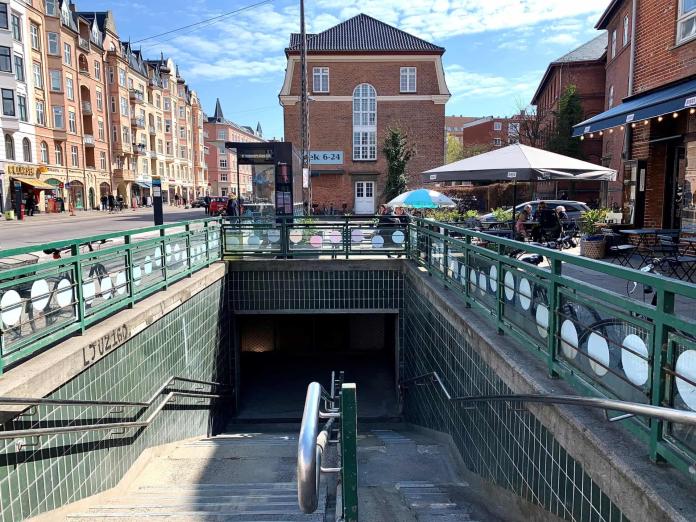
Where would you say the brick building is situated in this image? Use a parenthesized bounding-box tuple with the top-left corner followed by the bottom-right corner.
(280, 14, 449, 214)
(574, 0, 696, 231)
(531, 34, 607, 202)
(459, 116, 522, 150)
(445, 116, 477, 146)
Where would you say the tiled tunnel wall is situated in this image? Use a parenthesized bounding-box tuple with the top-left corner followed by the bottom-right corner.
(401, 271, 628, 522)
(0, 278, 232, 522)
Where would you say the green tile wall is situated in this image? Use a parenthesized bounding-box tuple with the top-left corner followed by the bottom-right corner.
(401, 275, 627, 522)
(0, 278, 232, 522)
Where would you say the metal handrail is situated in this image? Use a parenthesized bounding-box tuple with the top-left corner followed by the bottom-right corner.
(297, 377, 341, 514)
(0, 376, 230, 441)
(401, 372, 696, 426)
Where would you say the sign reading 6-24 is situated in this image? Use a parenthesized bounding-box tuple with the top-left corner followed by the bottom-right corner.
(310, 151, 344, 165)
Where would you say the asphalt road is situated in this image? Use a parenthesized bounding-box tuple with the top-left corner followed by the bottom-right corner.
(0, 206, 209, 250)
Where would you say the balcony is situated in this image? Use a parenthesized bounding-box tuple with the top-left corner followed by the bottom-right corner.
(83, 134, 95, 147)
(78, 36, 90, 51)
(129, 89, 145, 104)
(131, 117, 145, 129)
(132, 143, 147, 155)
(81, 101, 92, 115)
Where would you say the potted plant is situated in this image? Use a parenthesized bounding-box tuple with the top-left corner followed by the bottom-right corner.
(579, 208, 609, 259)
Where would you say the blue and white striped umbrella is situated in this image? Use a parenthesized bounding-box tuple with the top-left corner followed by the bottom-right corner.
(386, 189, 456, 209)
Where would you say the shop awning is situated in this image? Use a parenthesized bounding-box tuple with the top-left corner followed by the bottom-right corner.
(134, 180, 152, 189)
(14, 177, 55, 190)
(572, 77, 696, 137)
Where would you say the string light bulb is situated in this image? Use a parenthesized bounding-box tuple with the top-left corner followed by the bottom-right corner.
(599, 131, 604, 136)
(658, 116, 664, 122)
(673, 112, 679, 118)
(691, 108, 696, 114)
(644, 120, 649, 125)
(609, 128, 614, 133)
(631, 123, 636, 128)
(580, 135, 585, 141)
(589, 133, 594, 138)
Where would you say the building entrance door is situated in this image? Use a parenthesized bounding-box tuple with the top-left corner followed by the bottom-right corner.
(664, 145, 686, 230)
(354, 181, 374, 214)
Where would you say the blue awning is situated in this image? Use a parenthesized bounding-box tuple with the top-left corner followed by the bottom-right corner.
(134, 180, 152, 189)
(572, 77, 696, 137)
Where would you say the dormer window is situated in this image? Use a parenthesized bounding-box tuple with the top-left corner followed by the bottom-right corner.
(400, 67, 416, 93)
(312, 67, 329, 93)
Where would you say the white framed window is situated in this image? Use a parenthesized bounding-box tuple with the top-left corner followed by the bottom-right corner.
(14, 54, 24, 82)
(49, 69, 61, 92)
(33, 62, 42, 88)
(1, 89, 14, 116)
(0, 46, 10, 72)
(65, 76, 73, 100)
(0, 4, 6, 30)
(47, 32, 59, 55)
(108, 66, 114, 84)
(493, 138, 502, 146)
(96, 89, 103, 110)
(120, 96, 128, 116)
(678, 0, 696, 44)
(118, 67, 126, 87)
(36, 100, 45, 125)
(219, 158, 228, 168)
(30, 23, 40, 50)
(623, 15, 630, 46)
(217, 129, 225, 140)
(71, 145, 78, 167)
(400, 67, 417, 93)
(352, 83, 377, 160)
(45, 0, 57, 16)
(312, 67, 329, 92)
(63, 42, 71, 65)
(98, 119, 104, 140)
(493, 121, 502, 131)
(11, 13, 21, 41)
(40, 141, 48, 163)
(52, 105, 64, 129)
(608, 85, 615, 108)
(68, 108, 76, 132)
(611, 29, 617, 58)
(94, 60, 100, 80)
(54, 143, 62, 165)
(100, 151, 106, 170)
(17, 95, 27, 121)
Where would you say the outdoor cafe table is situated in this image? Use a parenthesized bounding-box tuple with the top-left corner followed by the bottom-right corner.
(618, 229, 662, 266)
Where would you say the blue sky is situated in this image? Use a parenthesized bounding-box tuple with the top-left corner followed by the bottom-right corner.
(87, 0, 610, 139)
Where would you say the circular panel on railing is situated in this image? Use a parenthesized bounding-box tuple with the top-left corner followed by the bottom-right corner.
(371, 235, 384, 249)
(247, 235, 260, 246)
(504, 271, 515, 301)
(518, 278, 532, 310)
(478, 272, 487, 295)
(448, 259, 457, 278)
(267, 229, 281, 243)
(676, 350, 696, 411)
(621, 334, 649, 386)
(310, 235, 323, 248)
(56, 278, 74, 307)
(351, 229, 364, 244)
(154, 247, 162, 267)
(144, 255, 153, 275)
(115, 272, 127, 295)
(392, 230, 405, 245)
(289, 230, 303, 244)
(536, 304, 549, 338)
(31, 279, 50, 312)
(133, 266, 142, 287)
(173, 244, 181, 262)
(560, 319, 578, 359)
(588, 332, 610, 376)
(165, 244, 173, 265)
(228, 236, 240, 246)
(489, 265, 498, 292)
(100, 277, 113, 300)
(82, 281, 96, 305)
(469, 269, 478, 291)
(0, 290, 22, 327)
(327, 230, 342, 244)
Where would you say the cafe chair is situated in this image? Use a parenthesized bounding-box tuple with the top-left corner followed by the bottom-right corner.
(602, 228, 636, 267)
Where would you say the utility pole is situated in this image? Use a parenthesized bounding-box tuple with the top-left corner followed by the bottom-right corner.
(300, 0, 311, 212)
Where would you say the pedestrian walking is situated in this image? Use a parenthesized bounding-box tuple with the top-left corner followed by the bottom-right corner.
(117, 195, 124, 211)
(226, 196, 238, 218)
(204, 195, 211, 215)
(100, 195, 107, 211)
(174, 193, 180, 206)
(108, 194, 115, 213)
(25, 193, 35, 216)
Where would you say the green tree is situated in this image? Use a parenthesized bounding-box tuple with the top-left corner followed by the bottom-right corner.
(383, 126, 414, 202)
(446, 135, 464, 163)
(547, 84, 584, 159)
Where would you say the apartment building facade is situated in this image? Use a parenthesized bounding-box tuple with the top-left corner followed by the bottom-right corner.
(0, 0, 206, 213)
(280, 14, 449, 214)
(574, 0, 696, 231)
(204, 98, 264, 198)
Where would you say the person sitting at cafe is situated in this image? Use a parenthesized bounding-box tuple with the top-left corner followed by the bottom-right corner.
(555, 205, 569, 221)
(533, 201, 562, 241)
(515, 205, 532, 240)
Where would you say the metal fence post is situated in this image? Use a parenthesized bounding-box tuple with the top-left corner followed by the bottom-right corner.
(547, 258, 562, 377)
(344, 216, 350, 260)
(341, 383, 358, 522)
(650, 288, 675, 463)
(124, 235, 135, 308)
(495, 242, 504, 334)
(204, 221, 211, 267)
(443, 228, 450, 286)
(464, 234, 471, 308)
(71, 244, 86, 333)
(185, 223, 192, 276)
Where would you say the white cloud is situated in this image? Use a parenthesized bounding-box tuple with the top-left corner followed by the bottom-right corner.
(542, 34, 580, 45)
(445, 64, 542, 102)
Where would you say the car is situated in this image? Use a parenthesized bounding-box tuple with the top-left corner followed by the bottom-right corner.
(208, 197, 229, 215)
(191, 197, 207, 208)
(480, 200, 590, 222)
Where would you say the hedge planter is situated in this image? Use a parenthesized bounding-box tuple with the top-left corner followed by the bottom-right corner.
(580, 236, 606, 259)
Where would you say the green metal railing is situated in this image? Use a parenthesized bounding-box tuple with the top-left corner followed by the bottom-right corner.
(408, 218, 696, 479)
(222, 216, 408, 258)
(0, 218, 222, 372)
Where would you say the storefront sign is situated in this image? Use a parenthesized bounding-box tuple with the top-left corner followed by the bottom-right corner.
(310, 151, 344, 165)
(6, 164, 39, 177)
(507, 171, 518, 179)
(236, 148, 275, 165)
(685, 96, 696, 108)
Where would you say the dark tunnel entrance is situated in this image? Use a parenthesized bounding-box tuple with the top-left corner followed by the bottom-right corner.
(233, 313, 399, 421)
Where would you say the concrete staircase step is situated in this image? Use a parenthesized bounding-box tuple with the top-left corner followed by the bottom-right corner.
(396, 482, 476, 522)
(66, 512, 326, 521)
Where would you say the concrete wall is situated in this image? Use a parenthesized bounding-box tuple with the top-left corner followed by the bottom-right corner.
(0, 263, 231, 522)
